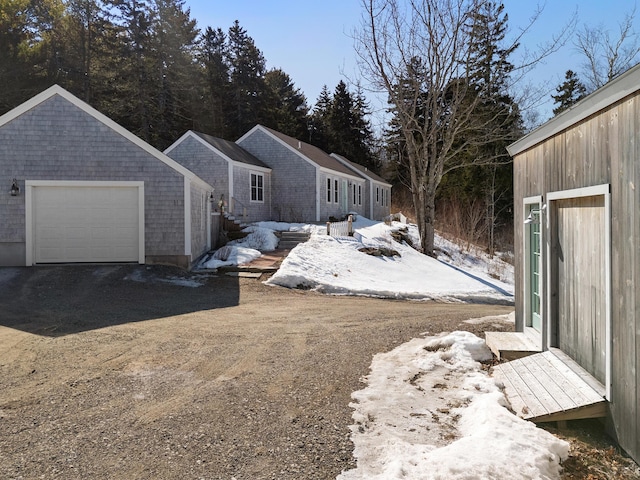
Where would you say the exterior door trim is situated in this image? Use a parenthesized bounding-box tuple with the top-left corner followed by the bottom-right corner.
(523, 195, 544, 349)
(546, 183, 611, 400)
(25, 180, 145, 266)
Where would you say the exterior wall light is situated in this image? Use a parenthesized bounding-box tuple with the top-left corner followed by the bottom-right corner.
(10, 178, 19, 196)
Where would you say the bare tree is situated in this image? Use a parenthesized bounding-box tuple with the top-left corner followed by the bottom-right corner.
(354, 0, 507, 255)
(575, 7, 640, 91)
(355, 0, 570, 255)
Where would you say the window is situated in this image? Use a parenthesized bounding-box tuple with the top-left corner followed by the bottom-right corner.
(327, 178, 332, 203)
(376, 187, 380, 204)
(352, 183, 356, 205)
(358, 185, 362, 206)
(334, 179, 339, 203)
(250, 173, 264, 202)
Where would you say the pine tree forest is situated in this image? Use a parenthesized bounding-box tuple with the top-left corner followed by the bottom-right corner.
(1, 0, 526, 252)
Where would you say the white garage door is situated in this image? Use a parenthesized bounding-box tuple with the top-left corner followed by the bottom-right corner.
(33, 185, 142, 263)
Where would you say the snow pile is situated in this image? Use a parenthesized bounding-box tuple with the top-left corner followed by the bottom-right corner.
(200, 245, 262, 270)
(266, 220, 513, 303)
(338, 331, 570, 480)
(233, 226, 280, 251)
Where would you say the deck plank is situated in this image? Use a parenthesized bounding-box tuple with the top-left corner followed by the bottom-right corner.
(492, 351, 607, 423)
(485, 331, 541, 360)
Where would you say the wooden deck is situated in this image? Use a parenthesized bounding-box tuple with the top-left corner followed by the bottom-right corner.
(493, 348, 607, 423)
(485, 331, 541, 360)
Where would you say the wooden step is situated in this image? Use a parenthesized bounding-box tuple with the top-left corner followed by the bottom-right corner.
(492, 349, 607, 423)
(485, 331, 541, 360)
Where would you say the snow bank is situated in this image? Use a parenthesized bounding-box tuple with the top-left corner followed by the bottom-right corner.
(338, 331, 569, 480)
(266, 222, 513, 303)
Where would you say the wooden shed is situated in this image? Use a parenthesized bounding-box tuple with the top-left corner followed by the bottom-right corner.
(489, 64, 640, 465)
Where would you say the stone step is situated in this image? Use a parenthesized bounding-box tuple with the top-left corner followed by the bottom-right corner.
(279, 231, 310, 240)
(277, 231, 310, 250)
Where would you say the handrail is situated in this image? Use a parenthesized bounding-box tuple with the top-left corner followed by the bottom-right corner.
(230, 197, 248, 222)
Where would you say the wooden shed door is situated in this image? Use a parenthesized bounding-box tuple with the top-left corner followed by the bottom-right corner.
(555, 195, 606, 383)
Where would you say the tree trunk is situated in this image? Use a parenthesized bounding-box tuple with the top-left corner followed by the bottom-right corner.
(412, 185, 437, 257)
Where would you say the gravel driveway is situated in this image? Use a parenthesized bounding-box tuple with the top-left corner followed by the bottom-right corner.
(0, 265, 513, 479)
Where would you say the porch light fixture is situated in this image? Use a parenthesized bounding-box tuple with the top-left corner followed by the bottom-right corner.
(10, 178, 19, 196)
(523, 212, 538, 224)
(524, 204, 546, 225)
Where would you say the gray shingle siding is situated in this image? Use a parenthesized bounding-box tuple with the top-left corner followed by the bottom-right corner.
(231, 165, 271, 223)
(166, 134, 272, 223)
(238, 129, 317, 222)
(165, 136, 230, 205)
(371, 183, 391, 220)
(0, 95, 188, 263)
(189, 182, 209, 261)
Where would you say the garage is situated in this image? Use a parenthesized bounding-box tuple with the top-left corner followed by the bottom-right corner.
(27, 181, 144, 264)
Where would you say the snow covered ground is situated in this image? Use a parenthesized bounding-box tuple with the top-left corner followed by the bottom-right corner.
(198, 216, 571, 479)
(336, 329, 569, 479)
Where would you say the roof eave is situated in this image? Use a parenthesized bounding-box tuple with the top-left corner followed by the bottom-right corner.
(508, 63, 640, 156)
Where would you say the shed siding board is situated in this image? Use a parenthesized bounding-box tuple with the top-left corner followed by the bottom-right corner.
(238, 129, 316, 222)
(0, 95, 187, 262)
(512, 91, 639, 463)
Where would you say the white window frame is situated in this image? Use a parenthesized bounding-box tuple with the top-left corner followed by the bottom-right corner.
(334, 179, 339, 204)
(250, 172, 264, 203)
(358, 185, 362, 206)
(327, 177, 332, 204)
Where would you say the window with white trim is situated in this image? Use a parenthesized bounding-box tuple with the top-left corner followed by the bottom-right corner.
(376, 187, 380, 204)
(250, 172, 264, 202)
(334, 179, 339, 203)
(357, 185, 362, 206)
(327, 178, 332, 203)
(352, 183, 356, 205)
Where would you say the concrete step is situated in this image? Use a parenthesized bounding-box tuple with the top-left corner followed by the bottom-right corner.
(277, 231, 310, 250)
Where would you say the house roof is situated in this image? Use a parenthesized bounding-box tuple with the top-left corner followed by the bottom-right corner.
(190, 131, 270, 169)
(0, 85, 212, 191)
(245, 125, 362, 179)
(508, 63, 640, 156)
(330, 153, 392, 187)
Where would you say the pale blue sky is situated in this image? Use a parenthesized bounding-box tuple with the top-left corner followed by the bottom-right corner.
(187, 1, 637, 123)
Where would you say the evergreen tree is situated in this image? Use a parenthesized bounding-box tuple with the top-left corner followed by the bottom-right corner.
(105, 0, 155, 142)
(263, 68, 309, 138)
(328, 81, 377, 171)
(551, 70, 587, 115)
(50, 0, 108, 102)
(308, 85, 332, 149)
(199, 26, 230, 137)
(226, 20, 266, 138)
(148, 0, 200, 148)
